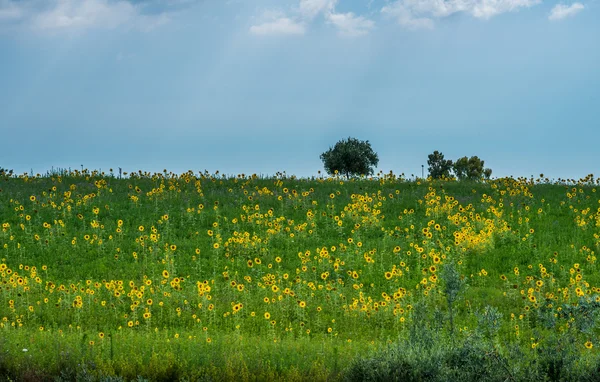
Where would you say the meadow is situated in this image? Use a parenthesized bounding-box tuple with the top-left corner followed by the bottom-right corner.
(1, 169, 600, 381)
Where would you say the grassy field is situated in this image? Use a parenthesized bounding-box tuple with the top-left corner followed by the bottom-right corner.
(1, 170, 600, 381)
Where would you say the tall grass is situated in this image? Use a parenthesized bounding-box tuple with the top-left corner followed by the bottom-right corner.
(0, 170, 599, 380)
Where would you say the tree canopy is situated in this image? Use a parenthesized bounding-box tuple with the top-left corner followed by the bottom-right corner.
(0, 167, 13, 178)
(427, 151, 453, 179)
(453, 156, 492, 181)
(427, 151, 492, 181)
(320, 137, 379, 178)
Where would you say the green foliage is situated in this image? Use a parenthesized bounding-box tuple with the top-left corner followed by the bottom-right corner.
(426, 153, 493, 181)
(453, 156, 492, 181)
(1, 171, 600, 380)
(345, 315, 600, 382)
(344, 322, 512, 382)
(475, 306, 503, 341)
(441, 261, 465, 341)
(441, 261, 463, 308)
(0, 167, 13, 178)
(427, 150, 454, 179)
(320, 137, 379, 177)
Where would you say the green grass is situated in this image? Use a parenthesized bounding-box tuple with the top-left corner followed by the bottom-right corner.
(1, 170, 599, 380)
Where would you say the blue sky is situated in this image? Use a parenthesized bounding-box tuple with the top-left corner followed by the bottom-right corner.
(0, 0, 598, 179)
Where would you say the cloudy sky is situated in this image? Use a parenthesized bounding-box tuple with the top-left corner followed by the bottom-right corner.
(0, 0, 598, 179)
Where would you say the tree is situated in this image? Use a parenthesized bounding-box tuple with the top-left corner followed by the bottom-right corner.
(0, 167, 13, 178)
(453, 156, 492, 181)
(483, 168, 493, 179)
(427, 151, 453, 179)
(320, 137, 379, 178)
(452, 156, 470, 180)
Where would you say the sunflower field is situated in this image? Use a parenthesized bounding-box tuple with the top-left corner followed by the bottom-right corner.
(1, 170, 600, 381)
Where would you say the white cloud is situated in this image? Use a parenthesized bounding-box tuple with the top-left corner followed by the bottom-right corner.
(382, 0, 541, 28)
(250, 17, 305, 35)
(0, 0, 179, 31)
(471, 0, 541, 19)
(33, 0, 136, 30)
(549, 2, 584, 20)
(251, 0, 376, 37)
(327, 12, 375, 36)
(381, 3, 434, 29)
(298, 0, 337, 19)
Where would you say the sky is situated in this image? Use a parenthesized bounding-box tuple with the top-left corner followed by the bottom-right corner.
(0, 0, 598, 180)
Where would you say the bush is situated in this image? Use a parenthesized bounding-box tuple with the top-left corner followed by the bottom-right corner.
(344, 334, 511, 382)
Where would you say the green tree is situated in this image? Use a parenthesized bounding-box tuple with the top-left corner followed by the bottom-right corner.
(453, 156, 492, 181)
(453, 156, 470, 180)
(320, 137, 379, 178)
(427, 151, 453, 179)
(0, 167, 13, 178)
